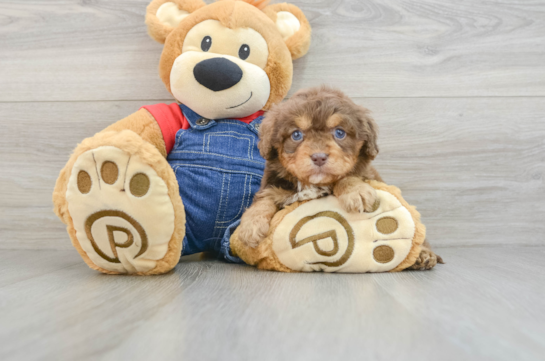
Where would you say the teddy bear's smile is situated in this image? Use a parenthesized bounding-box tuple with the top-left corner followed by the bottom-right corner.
(227, 92, 252, 109)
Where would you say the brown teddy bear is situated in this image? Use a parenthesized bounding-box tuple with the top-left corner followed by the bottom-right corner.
(53, 0, 428, 275)
(53, 0, 312, 275)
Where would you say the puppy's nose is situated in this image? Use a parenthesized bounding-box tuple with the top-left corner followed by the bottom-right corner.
(193, 58, 243, 91)
(311, 153, 328, 166)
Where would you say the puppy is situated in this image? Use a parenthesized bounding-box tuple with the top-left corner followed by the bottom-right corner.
(238, 85, 442, 270)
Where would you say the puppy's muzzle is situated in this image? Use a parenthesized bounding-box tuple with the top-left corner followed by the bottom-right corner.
(311, 153, 328, 167)
(193, 58, 243, 92)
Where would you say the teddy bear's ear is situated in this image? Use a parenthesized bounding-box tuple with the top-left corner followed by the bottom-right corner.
(146, 0, 206, 44)
(263, 3, 311, 60)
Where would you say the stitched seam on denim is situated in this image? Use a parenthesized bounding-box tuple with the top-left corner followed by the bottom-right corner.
(216, 120, 250, 127)
(216, 173, 231, 231)
(216, 173, 248, 224)
(169, 151, 265, 165)
(221, 173, 232, 227)
(247, 175, 253, 209)
(213, 173, 227, 239)
(206, 132, 252, 158)
(206, 130, 252, 138)
(175, 128, 190, 149)
(170, 164, 263, 178)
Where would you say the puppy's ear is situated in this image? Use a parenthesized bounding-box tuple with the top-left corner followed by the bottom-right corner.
(357, 107, 379, 160)
(146, 0, 205, 44)
(258, 112, 279, 161)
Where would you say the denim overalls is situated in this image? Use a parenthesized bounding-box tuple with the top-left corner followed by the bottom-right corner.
(167, 104, 265, 262)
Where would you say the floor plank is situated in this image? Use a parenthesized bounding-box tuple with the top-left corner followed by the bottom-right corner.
(0, 247, 543, 361)
(1, 0, 544, 101)
(1, 97, 543, 249)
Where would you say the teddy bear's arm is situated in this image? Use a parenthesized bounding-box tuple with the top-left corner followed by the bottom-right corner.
(52, 109, 168, 224)
(99, 109, 167, 157)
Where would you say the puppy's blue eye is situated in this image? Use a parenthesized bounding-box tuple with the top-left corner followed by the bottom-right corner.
(291, 130, 303, 141)
(334, 128, 346, 139)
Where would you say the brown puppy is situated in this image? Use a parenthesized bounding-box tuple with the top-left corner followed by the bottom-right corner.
(238, 85, 442, 270)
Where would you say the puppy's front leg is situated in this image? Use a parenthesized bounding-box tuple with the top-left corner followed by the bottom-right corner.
(238, 187, 293, 247)
(334, 176, 378, 213)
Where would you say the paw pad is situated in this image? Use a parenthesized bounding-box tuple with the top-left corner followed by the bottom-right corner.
(77, 170, 92, 194)
(376, 217, 398, 234)
(66, 146, 175, 274)
(373, 245, 395, 263)
(129, 173, 150, 197)
(100, 161, 118, 185)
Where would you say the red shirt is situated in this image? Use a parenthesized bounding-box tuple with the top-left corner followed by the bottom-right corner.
(141, 103, 264, 154)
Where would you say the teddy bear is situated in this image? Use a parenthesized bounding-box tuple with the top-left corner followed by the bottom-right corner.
(53, 0, 428, 275)
(53, 0, 312, 275)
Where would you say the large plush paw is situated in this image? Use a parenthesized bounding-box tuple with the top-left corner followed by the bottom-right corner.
(269, 188, 420, 273)
(238, 214, 271, 248)
(407, 248, 444, 271)
(338, 183, 378, 213)
(66, 145, 180, 274)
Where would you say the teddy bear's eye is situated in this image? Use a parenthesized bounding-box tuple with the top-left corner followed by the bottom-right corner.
(201, 36, 212, 52)
(238, 44, 250, 60)
(291, 130, 303, 141)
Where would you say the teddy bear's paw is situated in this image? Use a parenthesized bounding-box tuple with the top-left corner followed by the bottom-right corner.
(65, 146, 176, 274)
(271, 190, 417, 273)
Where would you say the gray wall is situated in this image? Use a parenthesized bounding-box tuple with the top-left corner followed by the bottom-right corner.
(1, 0, 544, 250)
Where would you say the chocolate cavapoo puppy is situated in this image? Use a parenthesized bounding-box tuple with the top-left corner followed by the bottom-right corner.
(238, 85, 442, 270)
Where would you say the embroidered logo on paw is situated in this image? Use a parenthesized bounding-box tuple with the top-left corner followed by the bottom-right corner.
(84, 210, 148, 264)
(66, 146, 175, 274)
(289, 211, 354, 267)
(272, 192, 417, 273)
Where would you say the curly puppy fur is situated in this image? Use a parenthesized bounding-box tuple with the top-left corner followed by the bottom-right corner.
(238, 85, 442, 269)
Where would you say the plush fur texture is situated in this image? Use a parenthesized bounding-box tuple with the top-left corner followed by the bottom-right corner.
(230, 180, 426, 272)
(262, 3, 311, 60)
(53, 130, 185, 275)
(102, 109, 168, 157)
(146, 0, 206, 44)
(147, 0, 311, 111)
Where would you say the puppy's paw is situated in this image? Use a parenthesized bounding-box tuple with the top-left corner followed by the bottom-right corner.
(238, 215, 271, 248)
(407, 248, 444, 271)
(338, 184, 378, 213)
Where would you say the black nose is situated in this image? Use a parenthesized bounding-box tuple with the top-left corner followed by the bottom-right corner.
(193, 58, 243, 92)
(311, 153, 328, 167)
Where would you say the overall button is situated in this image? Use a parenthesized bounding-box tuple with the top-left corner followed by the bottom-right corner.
(196, 117, 210, 126)
(254, 123, 261, 131)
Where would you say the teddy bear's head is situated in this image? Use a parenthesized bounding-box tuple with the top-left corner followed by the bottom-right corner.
(145, 0, 311, 120)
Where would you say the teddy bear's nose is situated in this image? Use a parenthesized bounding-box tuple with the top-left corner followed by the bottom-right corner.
(193, 57, 243, 92)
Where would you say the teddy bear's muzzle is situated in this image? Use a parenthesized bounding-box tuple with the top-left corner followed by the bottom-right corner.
(193, 57, 243, 92)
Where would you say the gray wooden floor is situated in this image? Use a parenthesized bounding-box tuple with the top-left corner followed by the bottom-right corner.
(1, 0, 545, 359)
(0, 246, 544, 361)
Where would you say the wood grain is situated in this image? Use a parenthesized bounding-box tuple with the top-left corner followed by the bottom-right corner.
(1, 0, 545, 101)
(0, 247, 544, 361)
(1, 98, 543, 249)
